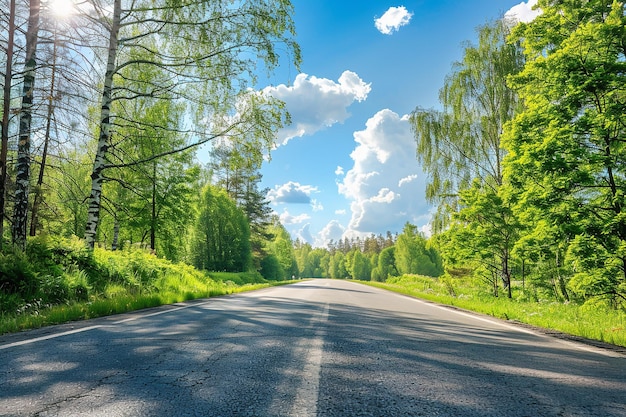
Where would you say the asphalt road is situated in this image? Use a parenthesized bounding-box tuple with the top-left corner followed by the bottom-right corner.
(1, 279, 625, 417)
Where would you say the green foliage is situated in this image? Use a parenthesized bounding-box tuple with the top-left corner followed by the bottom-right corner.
(0, 249, 39, 298)
(365, 275, 626, 348)
(504, 0, 626, 307)
(395, 223, 443, 277)
(410, 20, 523, 233)
(329, 251, 348, 279)
(0, 236, 278, 334)
(378, 246, 397, 279)
(264, 217, 298, 280)
(260, 254, 283, 281)
(190, 185, 252, 272)
(349, 250, 370, 281)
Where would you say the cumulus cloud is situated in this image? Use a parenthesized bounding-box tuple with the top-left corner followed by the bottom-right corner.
(268, 181, 318, 204)
(398, 174, 418, 187)
(279, 209, 310, 225)
(311, 199, 324, 212)
(297, 224, 315, 244)
(316, 220, 346, 247)
(337, 109, 431, 237)
(375, 6, 413, 35)
(264, 71, 371, 146)
(504, 0, 541, 23)
(335, 166, 345, 176)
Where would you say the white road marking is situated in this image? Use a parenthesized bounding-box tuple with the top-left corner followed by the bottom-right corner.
(289, 302, 329, 417)
(398, 291, 623, 358)
(0, 299, 218, 350)
(0, 325, 102, 350)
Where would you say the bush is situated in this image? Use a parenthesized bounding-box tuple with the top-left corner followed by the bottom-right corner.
(0, 251, 39, 298)
(260, 255, 284, 281)
(38, 274, 70, 304)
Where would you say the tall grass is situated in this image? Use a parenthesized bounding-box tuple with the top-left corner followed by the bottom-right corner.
(364, 275, 626, 348)
(0, 237, 293, 335)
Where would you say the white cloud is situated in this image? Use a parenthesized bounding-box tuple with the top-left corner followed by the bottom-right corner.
(337, 109, 431, 237)
(504, 0, 541, 23)
(316, 220, 346, 247)
(398, 174, 418, 187)
(375, 6, 413, 35)
(264, 71, 371, 146)
(279, 209, 310, 225)
(311, 199, 324, 212)
(268, 181, 318, 204)
(296, 224, 314, 244)
(335, 209, 347, 215)
(335, 166, 345, 176)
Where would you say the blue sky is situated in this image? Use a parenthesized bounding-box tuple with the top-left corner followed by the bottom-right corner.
(246, 1, 539, 246)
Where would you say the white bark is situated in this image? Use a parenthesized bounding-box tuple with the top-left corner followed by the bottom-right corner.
(12, 0, 40, 248)
(84, 0, 121, 248)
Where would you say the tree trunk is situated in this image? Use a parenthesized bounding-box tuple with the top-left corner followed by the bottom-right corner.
(84, 0, 121, 249)
(150, 161, 156, 251)
(111, 217, 120, 250)
(555, 250, 570, 302)
(0, 0, 16, 248)
(30, 30, 58, 237)
(12, 0, 40, 248)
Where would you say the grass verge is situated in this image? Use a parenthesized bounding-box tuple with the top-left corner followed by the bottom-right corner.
(362, 275, 626, 348)
(0, 237, 296, 335)
(0, 280, 291, 335)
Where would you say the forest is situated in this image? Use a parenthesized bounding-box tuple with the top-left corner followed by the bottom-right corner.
(0, 0, 625, 329)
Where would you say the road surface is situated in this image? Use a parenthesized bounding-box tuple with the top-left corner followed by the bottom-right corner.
(1, 279, 625, 416)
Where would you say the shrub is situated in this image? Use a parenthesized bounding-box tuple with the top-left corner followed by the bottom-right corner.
(0, 251, 39, 298)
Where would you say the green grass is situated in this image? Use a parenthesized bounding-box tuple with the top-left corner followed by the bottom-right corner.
(0, 238, 296, 335)
(362, 275, 626, 348)
(0, 280, 292, 335)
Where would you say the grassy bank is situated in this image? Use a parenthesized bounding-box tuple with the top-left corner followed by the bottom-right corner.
(363, 275, 626, 348)
(0, 237, 292, 335)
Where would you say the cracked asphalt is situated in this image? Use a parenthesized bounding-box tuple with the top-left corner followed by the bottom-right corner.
(0, 279, 625, 417)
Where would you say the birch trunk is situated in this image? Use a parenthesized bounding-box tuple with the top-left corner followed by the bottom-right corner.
(30, 31, 58, 237)
(12, 0, 40, 248)
(0, 0, 16, 247)
(84, 0, 121, 248)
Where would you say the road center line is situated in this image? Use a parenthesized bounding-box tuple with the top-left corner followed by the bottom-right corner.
(289, 302, 329, 417)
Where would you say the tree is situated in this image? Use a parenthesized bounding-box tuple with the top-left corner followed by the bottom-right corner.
(378, 246, 397, 281)
(84, 0, 301, 248)
(265, 217, 297, 280)
(0, 0, 16, 246)
(12, 0, 41, 247)
(190, 185, 251, 272)
(329, 251, 348, 279)
(410, 20, 524, 293)
(349, 250, 370, 281)
(504, 0, 626, 306)
(210, 138, 274, 267)
(395, 222, 443, 278)
(454, 182, 518, 297)
(410, 20, 523, 232)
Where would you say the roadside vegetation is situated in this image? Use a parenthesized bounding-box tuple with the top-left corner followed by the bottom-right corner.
(0, 236, 292, 335)
(1, 0, 625, 351)
(363, 274, 626, 348)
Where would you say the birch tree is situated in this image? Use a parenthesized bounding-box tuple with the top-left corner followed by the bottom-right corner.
(84, 0, 300, 248)
(0, 0, 16, 247)
(410, 20, 524, 296)
(410, 20, 523, 228)
(11, 0, 41, 247)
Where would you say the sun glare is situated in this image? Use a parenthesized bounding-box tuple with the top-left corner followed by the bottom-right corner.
(46, 0, 75, 18)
